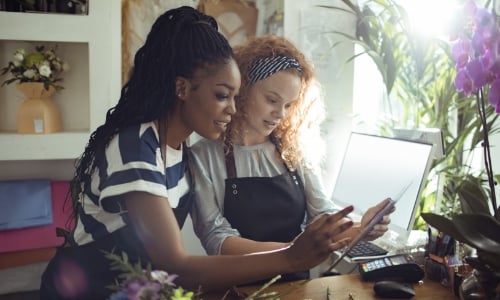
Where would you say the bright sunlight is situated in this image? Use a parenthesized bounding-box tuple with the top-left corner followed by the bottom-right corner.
(401, 0, 461, 38)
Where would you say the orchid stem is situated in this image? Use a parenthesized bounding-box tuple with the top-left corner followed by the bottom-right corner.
(477, 88, 498, 217)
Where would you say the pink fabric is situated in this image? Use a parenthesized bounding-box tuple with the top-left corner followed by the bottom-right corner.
(0, 181, 74, 253)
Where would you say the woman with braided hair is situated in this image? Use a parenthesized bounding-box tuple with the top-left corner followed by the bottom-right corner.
(40, 7, 354, 299)
(190, 35, 393, 283)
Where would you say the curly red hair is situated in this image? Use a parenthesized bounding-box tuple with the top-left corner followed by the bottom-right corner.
(224, 35, 325, 170)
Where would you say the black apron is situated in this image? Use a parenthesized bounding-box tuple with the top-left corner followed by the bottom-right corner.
(39, 148, 195, 300)
(223, 144, 309, 283)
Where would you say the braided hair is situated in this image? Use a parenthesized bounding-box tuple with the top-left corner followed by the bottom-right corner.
(70, 6, 233, 218)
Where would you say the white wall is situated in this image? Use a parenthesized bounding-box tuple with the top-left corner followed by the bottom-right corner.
(283, 0, 356, 196)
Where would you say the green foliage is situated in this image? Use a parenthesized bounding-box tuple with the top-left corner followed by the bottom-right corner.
(320, 0, 500, 229)
(421, 212, 500, 272)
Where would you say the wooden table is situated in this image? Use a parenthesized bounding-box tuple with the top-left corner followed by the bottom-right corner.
(202, 274, 458, 299)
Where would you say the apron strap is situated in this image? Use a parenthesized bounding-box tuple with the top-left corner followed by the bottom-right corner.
(224, 143, 237, 178)
(56, 227, 77, 248)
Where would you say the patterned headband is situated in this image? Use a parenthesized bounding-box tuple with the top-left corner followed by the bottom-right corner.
(247, 55, 303, 84)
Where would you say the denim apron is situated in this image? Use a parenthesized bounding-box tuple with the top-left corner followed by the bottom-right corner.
(223, 144, 309, 283)
(39, 147, 194, 300)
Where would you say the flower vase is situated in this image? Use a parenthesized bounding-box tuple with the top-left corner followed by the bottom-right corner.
(16, 82, 62, 134)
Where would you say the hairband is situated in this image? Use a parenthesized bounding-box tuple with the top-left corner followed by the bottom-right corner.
(247, 55, 303, 84)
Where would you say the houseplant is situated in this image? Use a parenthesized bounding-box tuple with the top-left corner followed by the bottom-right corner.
(1, 44, 69, 91)
(419, 1, 500, 298)
(1, 44, 69, 133)
(319, 0, 499, 296)
(320, 0, 500, 226)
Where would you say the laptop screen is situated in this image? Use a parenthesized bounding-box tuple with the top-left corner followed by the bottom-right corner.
(331, 132, 434, 243)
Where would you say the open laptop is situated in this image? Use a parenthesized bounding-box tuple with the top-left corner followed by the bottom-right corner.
(331, 132, 434, 260)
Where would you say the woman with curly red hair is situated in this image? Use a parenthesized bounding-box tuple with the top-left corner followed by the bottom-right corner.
(190, 35, 393, 282)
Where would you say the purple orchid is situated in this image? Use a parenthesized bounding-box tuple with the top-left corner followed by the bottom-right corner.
(452, 0, 500, 112)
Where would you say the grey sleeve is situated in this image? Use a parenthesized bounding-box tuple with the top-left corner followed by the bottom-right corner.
(189, 142, 240, 255)
(299, 163, 337, 222)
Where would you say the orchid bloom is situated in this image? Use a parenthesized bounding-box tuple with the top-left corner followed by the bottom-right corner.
(452, 0, 500, 112)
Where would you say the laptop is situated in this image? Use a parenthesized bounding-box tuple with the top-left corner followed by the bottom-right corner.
(330, 132, 434, 260)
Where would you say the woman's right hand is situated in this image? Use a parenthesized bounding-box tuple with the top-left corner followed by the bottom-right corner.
(284, 205, 354, 272)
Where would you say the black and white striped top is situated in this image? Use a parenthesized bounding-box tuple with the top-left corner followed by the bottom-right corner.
(73, 122, 190, 245)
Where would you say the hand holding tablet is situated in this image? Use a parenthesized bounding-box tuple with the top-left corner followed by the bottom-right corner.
(323, 182, 413, 275)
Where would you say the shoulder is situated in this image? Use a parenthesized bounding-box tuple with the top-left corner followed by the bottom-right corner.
(188, 138, 226, 172)
(108, 122, 158, 165)
(190, 138, 224, 156)
(118, 122, 157, 144)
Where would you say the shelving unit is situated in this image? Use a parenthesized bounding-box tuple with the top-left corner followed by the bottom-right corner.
(0, 1, 121, 161)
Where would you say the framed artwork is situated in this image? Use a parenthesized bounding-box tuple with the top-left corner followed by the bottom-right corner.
(197, 0, 257, 47)
(121, 0, 198, 84)
(121, 0, 257, 83)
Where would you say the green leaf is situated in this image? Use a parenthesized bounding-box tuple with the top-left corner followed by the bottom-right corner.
(457, 176, 491, 215)
(420, 213, 467, 242)
(453, 214, 500, 254)
(476, 250, 500, 273)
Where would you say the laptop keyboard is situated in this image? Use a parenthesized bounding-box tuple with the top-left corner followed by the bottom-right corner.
(346, 240, 388, 258)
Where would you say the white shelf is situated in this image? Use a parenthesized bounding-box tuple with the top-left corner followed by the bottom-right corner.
(0, 131, 89, 160)
(0, 12, 92, 42)
(0, 1, 121, 161)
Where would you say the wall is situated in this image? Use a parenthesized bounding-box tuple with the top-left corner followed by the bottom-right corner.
(283, 0, 356, 196)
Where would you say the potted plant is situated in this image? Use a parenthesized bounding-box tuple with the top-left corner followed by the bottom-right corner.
(319, 1, 500, 296)
(320, 0, 500, 220)
(420, 1, 500, 298)
(1, 44, 69, 91)
(1, 44, 70, 133)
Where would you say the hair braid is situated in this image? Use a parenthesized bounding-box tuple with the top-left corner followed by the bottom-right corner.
(71, 6, 233, 218)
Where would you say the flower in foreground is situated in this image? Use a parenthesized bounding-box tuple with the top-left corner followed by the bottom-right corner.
(171, 287, 194, 300)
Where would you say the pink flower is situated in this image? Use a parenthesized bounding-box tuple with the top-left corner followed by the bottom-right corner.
(489, 79, 500, 112)
(452, 38, 472, 68)
(455, 68, 473, 96)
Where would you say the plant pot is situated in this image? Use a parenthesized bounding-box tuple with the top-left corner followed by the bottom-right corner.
(459, 269, 500, 300)
(16, 82, 62, 134)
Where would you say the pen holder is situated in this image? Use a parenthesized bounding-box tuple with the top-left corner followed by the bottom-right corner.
(424, 255, 449, 284)
(424, 254, 472, 297)
(448, 263, 472, 297)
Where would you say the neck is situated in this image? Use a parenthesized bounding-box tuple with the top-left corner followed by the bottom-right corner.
(156, 115, 191, 150)
(234, 131, 269, 146)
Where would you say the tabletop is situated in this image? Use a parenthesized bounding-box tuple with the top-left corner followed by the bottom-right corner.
(201, 274, 458, 300)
